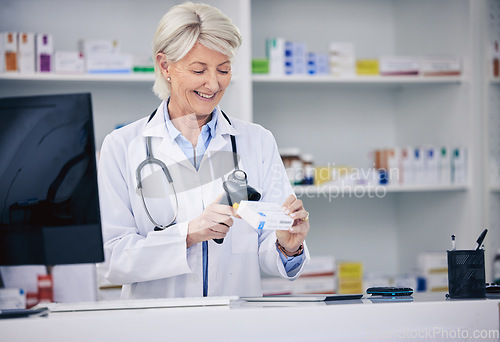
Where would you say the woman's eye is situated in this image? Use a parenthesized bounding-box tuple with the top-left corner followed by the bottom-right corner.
(218, 70, 230, 75)
(193, 70, 205, 74)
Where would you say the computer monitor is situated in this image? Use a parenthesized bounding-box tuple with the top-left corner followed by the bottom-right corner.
(0, 93, 104, 266)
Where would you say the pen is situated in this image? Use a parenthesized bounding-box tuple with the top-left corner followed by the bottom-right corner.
(475, 229, 488, 250)
(451, 235, 456, 251)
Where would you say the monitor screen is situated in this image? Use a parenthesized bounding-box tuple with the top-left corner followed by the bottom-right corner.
(0, 93, 104, 266)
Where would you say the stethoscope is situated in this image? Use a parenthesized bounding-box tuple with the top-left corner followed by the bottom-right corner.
(136, 109, 238, 231)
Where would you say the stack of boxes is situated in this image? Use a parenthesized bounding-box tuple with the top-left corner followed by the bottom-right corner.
(373, 146, 467, 186)
(265, 38, 329, 76)
(254, 37, 462, 78)
(0, 32, 140, 74)
(0, 32, 44, 73)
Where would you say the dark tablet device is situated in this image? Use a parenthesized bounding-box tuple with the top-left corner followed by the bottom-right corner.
(241, 294, 363, 302)
(0, 307, 49, 319)
(366, 287, 413, 296)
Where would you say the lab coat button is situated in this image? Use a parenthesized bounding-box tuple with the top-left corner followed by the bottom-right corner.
(189, 274, 198, 282)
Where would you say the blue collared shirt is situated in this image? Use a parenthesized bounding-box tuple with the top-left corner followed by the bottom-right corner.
(164, 105, 217, 170)
(163, 103, 303, 275)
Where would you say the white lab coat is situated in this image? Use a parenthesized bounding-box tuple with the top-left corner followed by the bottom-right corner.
(97, 101, 310, 299)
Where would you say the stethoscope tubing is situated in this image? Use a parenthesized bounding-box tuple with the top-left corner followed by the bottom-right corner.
(136, 136, 179, 230)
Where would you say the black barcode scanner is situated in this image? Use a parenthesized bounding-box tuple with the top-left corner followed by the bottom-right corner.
(214, 169, 261, 244)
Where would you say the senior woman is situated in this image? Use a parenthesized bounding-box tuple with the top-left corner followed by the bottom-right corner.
(97, 2, 310, 299)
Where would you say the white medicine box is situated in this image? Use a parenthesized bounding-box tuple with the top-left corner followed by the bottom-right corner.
(17, 32, 35, 73)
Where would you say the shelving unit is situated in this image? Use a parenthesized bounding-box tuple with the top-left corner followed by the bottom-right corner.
(252, 74, 464, 84)
(0, 0, 252, 148)
(251, 0, 487, 277)
(0, 72, 156, 82)
(293, 184, 469, 197)
(0, 72, 240, 83)
(0, 0, 494, 280)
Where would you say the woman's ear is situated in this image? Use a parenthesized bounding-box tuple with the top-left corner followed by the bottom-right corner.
(156, 53, 170, 77)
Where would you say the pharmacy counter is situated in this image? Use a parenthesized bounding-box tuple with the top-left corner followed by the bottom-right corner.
(2, 293, 499, 342)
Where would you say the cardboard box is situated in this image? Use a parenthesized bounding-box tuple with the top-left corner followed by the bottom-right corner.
(85, 53, 132, 73)
(451, 147, 467, 184)
(17, 32, 35, 73)
(55, 51, 85, 74)
(329, 42, 356, 77)
(0, 288, 26, 309)
(337, 261, 363, 294)
(379, 56, 419, 76)
(439, 147, 452, 185)
(356, 59, 379, 75)
(35, 33, 53, 72)
(79, 39, 119, 55)
(0, 32, 18, 72)
(420, 57, 461, 76)
(266, 38, 285, 76)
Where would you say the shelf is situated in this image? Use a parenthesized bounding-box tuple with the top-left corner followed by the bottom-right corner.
(252, 74, 464, 84)
(0, 72, 155, 82)
(293, 183, 469, 197)
(0, 73, 242, 83)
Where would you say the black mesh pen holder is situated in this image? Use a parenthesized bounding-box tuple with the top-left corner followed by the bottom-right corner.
(447, 250, 486, 299)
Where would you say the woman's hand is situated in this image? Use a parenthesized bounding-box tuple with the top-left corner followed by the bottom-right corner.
(186, 194, 236, 248)
(276, 195, 310, 255)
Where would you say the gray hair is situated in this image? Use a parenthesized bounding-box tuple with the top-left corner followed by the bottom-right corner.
(152, 2, 242, 100)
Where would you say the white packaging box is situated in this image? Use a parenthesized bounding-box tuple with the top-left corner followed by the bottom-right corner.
(301, 255, 336, 277)
(35, 33, 53, 72)
(0, 288, 26, 309)
(420, 56, 461, 76)
(307, 52, 317, 75)
(292, 42, 307, 75)
(412, 147, 425, 184)
(418, 252, 448, 275)
(79, 39, 120, 55)
(0, 32, 18, 72)
(236, 200, 294, 230)
(424, 146, 439, 184)
(379, 56, 419, 76)
(417, 252, 449, 292)
(55, 51, 85, 74)
(400, 147, 414, 185)
(261, 277, 292, 296)
(17, 32, 35, 73)
(266, 37, 285, 76)
(425, 273, 449, 292)
(387, 147, 402, 185)
(451, 147, 468, 184)
(85, 52, 132, 73)
(292, 275, 336, 294)
(316, 53, 329, 75)
(439, 147, 452, 185)
(329, 42, 355, 77)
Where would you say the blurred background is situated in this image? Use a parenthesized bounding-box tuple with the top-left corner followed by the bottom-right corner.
(0, 0, 498, 301)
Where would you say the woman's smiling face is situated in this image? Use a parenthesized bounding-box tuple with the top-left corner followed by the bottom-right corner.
(164, 42, 232, 117)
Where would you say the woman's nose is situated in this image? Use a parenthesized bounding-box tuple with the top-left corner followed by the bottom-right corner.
(204, 71, 219, 91)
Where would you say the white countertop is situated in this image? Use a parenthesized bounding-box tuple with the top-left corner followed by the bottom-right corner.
(2, 293, 499, 342)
